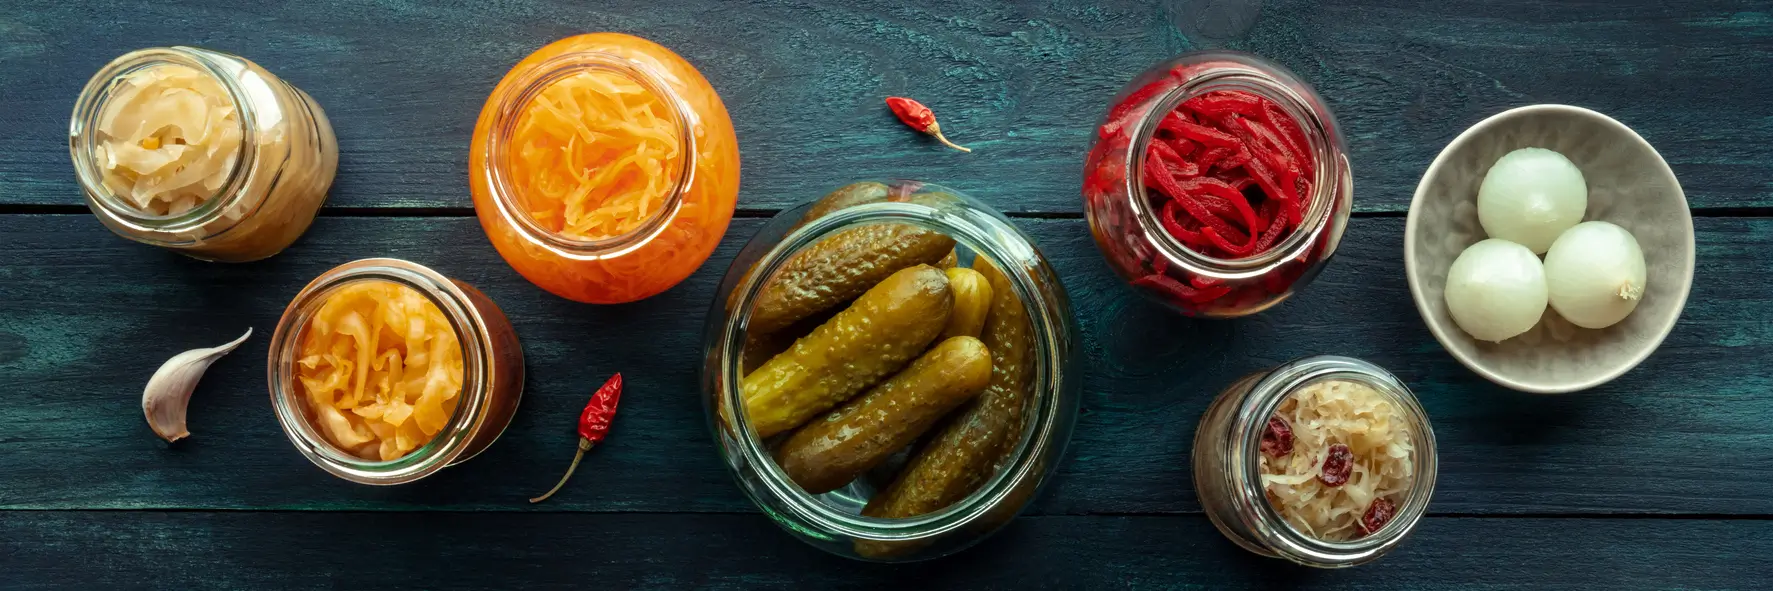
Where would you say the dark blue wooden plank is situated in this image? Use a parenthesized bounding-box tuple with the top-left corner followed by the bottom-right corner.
(0, 214, 1766, 515)
(0, 511, 1765, 590)
(3, 0, 1768, 213)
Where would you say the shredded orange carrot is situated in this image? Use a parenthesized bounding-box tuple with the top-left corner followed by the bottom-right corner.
(509, 69, 683, 240)
(296, 281, 464, 461)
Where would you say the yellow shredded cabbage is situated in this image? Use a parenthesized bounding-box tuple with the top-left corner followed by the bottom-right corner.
(296, 281, 464, 461)
(1260, 379, 1415, 540)
(94, 64, 243, 215)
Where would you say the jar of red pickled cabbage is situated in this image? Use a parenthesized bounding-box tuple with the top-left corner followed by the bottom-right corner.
(1082, 51, 1351, 317)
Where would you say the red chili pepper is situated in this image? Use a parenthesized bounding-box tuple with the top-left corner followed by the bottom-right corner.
(531, 373, 623, 504)
(886, 97, 971, 152)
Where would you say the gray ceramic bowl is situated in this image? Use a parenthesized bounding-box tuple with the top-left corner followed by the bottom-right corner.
(1404, 105, 1694, 393)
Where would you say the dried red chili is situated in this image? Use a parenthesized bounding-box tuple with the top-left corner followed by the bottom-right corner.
(1260, 416, 1294, 458)
(1317, 443, 1353, 487)
(531, 372, 624, 503)
(886, 97, 971, 152)
(1360, 497, 1397, 535)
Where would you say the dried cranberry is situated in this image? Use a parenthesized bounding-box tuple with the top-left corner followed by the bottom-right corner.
(1318, 443, 1353, 487)
(1360, 498, 1397, 535)
(1260, 416, 1293, 457)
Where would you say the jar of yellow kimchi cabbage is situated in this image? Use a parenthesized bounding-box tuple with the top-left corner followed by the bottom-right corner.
(1193, 355, 1437, 567)
(70, 46, 337, 262)
(267, 258, 524, 485)
(469, 33, 741, 303)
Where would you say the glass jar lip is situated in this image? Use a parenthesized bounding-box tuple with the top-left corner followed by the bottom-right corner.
(708, 183, 1074, 542)
(480, 51, 697, 259)
(1230, 355, 1438, 567)
(1123, 55, 1345, 280)
(69, 46, 258, 234)
(266, 258, 496, 485)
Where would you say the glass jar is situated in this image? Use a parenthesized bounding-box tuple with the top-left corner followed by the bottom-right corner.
(70, 46, 338, 262)
(1193, 356, 1437, 568)
(1082, 51, 1352, 317)
(701, 180, 1079, 562)
(469, 33, 740, 304)
(267, 258, 524, 485)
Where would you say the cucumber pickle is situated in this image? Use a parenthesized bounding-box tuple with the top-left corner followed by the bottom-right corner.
(774, 336, 993, 494)
(741, 265, 953, 438)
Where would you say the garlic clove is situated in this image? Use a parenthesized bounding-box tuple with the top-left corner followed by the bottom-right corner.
(143, 328, 252, 443)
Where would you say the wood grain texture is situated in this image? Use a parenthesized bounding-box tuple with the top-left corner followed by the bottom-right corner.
(0, 214, 1766, 514)
(1, 511, 1766, 590)
(4, 0, 1769, 213)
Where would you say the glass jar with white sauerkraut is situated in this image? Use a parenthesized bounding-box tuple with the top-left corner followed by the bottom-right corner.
(1192, 355, 1437, 568)
(71, 46, 338, 262)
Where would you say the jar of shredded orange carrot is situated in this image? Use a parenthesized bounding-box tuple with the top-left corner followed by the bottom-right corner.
(469, 33, 741, 303)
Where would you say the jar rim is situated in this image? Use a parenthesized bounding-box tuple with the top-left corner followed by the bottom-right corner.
(1123, 53, 1347, 279)
(1228, 355, 1438, 567)
(706, 183, 1077, 545)
(69, 46, 259, 236)
(479, 51, 697, 259)
(266, 258, 498, 485)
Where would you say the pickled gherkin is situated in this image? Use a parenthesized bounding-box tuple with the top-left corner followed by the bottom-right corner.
(748, 223, 954, 335)
(939, 267, 993, 340)
(742, 265, 953, 438)
(862, 258, 1033, 521)
(774, 336, 992, 494)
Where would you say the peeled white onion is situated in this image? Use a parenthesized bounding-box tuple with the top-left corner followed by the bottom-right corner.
(1543, 221, 1647, 329)
(1445, 239, 1548, 342)
(1477, 148, 1587, 254)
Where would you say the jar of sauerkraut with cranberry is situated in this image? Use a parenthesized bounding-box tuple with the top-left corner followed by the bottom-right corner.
(1193, 356, 1437, 568)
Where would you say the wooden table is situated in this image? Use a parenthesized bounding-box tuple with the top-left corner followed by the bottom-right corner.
(3, 1, 1769, 588)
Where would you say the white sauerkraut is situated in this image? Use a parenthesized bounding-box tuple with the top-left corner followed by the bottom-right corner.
(95, 64, 243, 216)
(1260, 379, 1414, 540)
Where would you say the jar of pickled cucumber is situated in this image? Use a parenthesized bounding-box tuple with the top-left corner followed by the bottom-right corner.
(267, 258, 524, 485)
(469, 33, 740, 304)
(701, 180, 1080, 561)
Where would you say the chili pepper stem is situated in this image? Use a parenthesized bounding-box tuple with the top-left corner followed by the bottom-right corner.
(925, 123, 972, 153)
(530, 437, 594, 504)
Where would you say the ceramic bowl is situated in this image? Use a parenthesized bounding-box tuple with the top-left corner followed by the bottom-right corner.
(1404, 105, 1694, 393)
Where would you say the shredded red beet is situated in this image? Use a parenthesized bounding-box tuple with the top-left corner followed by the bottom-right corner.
(1088, 69, 1329, 313)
